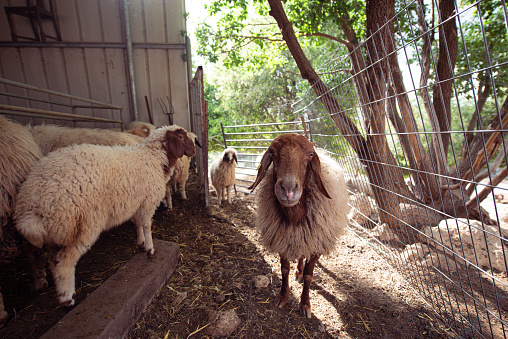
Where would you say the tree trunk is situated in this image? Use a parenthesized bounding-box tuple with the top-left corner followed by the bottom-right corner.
(428, 0, 458, 177)
(461, 69, 492, 160)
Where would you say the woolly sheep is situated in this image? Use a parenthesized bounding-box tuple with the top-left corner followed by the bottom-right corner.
(0, 116, 47, 327)
(248, 134, 349, 318)
(28, 124, 145, 156)
(126, 120, 157, 134)
(210, 148, 238, 205)
(14, 125, 196, 307)
(163, 132, 202, 210)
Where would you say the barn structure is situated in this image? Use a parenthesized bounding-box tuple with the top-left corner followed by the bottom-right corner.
(0, 0, 201, 133)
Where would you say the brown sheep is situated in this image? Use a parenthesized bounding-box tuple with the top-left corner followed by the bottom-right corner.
(248, 134, 349, 318)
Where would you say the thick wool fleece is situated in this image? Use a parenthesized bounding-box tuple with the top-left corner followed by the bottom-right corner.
(210, 148, 237, 192)
(28, 124, 144, 156)
(0, 117, 42, 230)
(255, 151, 349, 261)
(14, 125, 181, 249)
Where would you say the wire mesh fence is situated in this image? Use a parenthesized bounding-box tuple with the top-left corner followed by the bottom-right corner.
(220, 0, 508, 337)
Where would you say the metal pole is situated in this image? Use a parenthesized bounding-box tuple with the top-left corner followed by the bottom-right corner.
(121, 0, 139, 122)
(220, 121, 228, 148)
(0, 104, 122, 123)
(0, 78, 122, 109)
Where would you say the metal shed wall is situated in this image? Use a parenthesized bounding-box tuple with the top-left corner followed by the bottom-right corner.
(0, 0, 190, 130)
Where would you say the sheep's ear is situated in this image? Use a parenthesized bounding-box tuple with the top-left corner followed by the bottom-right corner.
(233, 153, 238, 163)
(309, 152, 331, 199)
(248, 149, 273, 191)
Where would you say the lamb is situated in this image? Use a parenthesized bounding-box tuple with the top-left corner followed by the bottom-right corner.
(210, 148, 238, 205)
(0, 117, 47, 327)
(126, 120, 157, 134)
(28, 124, 145, 156)
(248, 134, 349, 318)
(125, 123, 152, 138)
(163, 132, 202, 210)
(14, 125, 196, 307)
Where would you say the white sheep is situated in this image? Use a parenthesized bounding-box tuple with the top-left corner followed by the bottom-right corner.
(14, 125, 196, 307)
(210, 148, 238, 205)
(0, 116, 47, 327)
(28, 124, 145, 156)
(163, 132, 201, 210)
(248, 134, 349, 318)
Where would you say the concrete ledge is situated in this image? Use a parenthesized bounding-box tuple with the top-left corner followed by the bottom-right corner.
(41, 239, 180, 339)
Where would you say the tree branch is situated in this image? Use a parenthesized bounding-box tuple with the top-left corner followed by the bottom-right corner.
(299, 32, 353, 49)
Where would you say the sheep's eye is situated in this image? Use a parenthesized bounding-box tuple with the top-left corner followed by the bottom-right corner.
(309, 152, 314, 157)
(268, 149, 273, 155)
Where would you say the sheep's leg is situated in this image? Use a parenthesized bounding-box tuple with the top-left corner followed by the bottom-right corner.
(24, 242, 48, 292)
(165, 182, 173, 210)
(226, 186, 232, 204)
(178, 182, 187, 200)
(277, 255, 291, 308)
(135, 221, 146, 251)
(133, 212, 155, 258)
(47, 246, 83, 307)
(300, 254, 320, 318)
(217, 187, 222, 205)
(295, 257, 305, 283)
(142, 220, 156, 259)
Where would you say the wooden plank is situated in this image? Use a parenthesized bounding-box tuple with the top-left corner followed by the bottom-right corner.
(41, 240, 180, 339)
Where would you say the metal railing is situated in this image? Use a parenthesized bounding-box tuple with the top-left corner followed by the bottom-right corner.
(0, 78, 123, 127)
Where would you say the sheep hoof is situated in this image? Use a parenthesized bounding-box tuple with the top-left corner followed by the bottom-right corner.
(300, 304, 312, 318)
(60, 298, 75, 308)
(147, 250, 156, 259)
(276, 300, 287, 308)
(138, 244, 145, 252)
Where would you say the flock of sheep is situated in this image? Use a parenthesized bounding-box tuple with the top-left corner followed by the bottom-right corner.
(0, 116, 350, 326)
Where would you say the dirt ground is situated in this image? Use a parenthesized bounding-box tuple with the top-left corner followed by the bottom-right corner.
(0, 171, 458, 338)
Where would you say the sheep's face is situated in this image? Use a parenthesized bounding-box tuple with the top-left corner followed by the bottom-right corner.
(223, 148, 238, 164)
(162, 128, 196, 161)
(249, 134, 330, 208)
